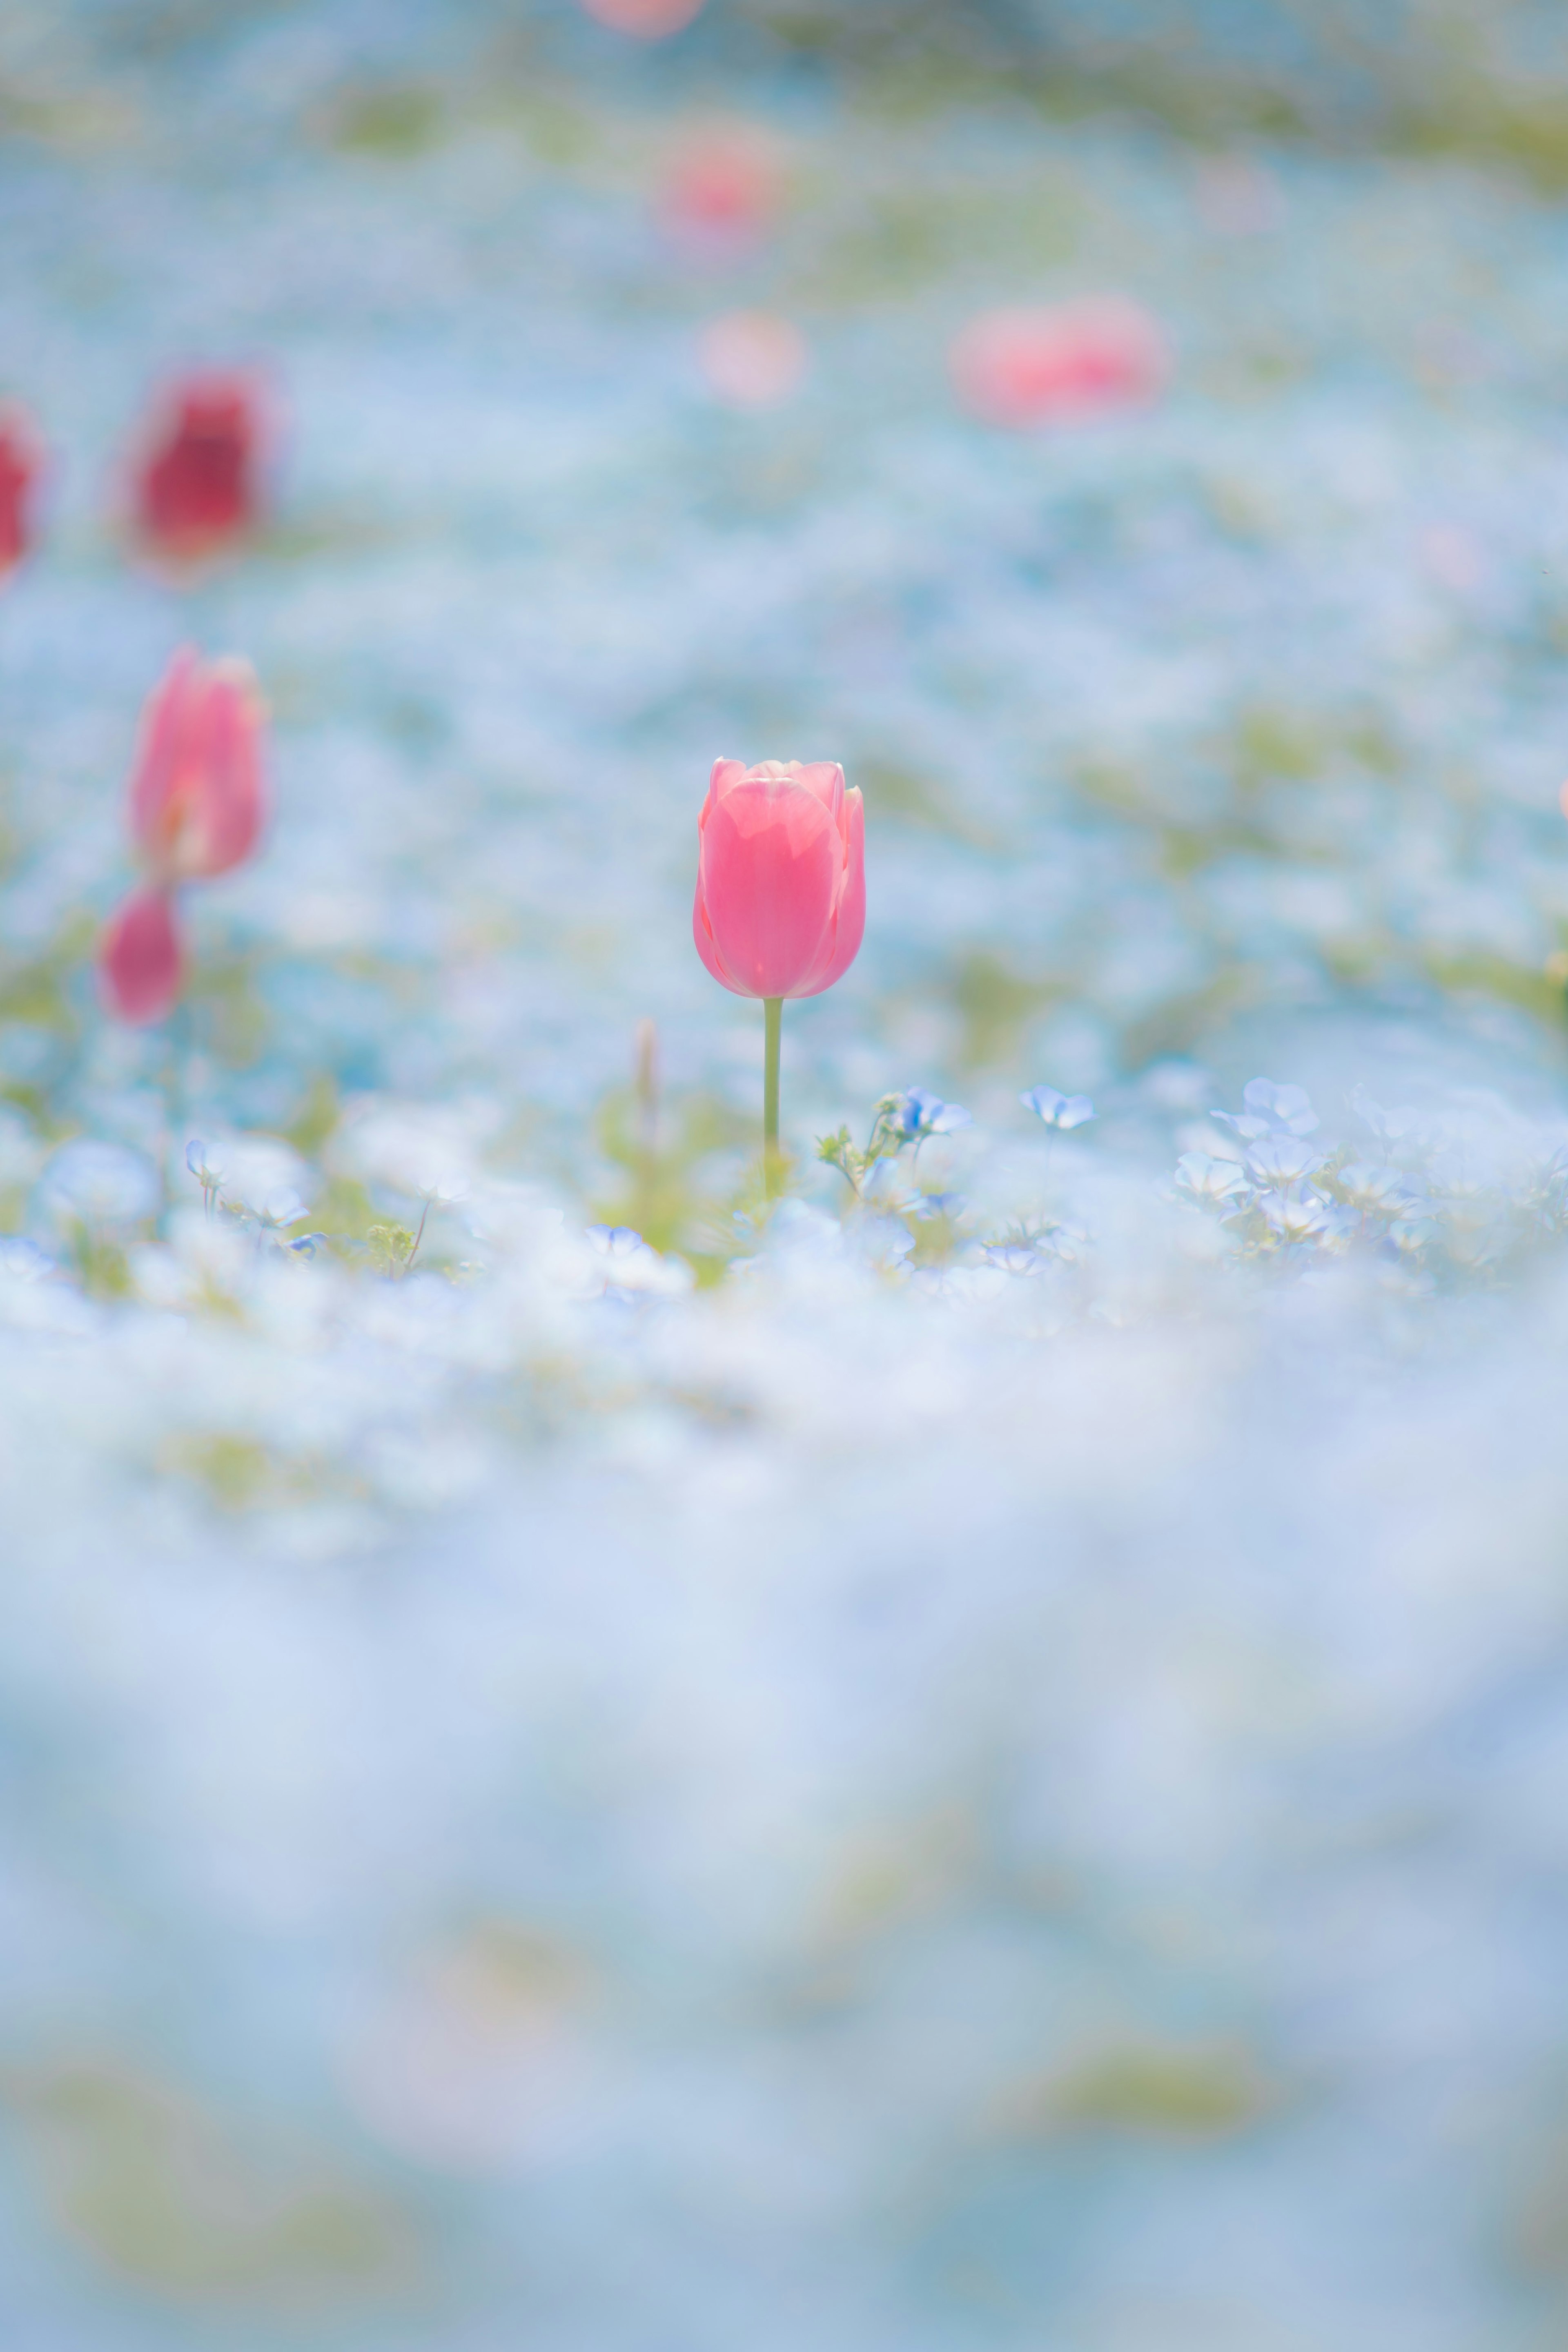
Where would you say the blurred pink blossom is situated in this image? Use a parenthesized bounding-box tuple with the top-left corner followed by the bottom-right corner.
(579, 0, 705, 35)
(699, 311, 807, 408)
(0, 408, 42, 580)
(100, 888, 183, 1026)
(950, 299, 1168, 428)
(131, 372, 265, 569)
(661, 127, 784, 249)
(100, 649, 267, 1025)
(693, 759, 864, 1001)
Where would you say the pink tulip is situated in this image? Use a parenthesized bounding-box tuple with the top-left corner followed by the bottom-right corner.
(579, 0, 704, 34)
(99, 649, 267, 1025)
(693, 758, 864, 1183)
(128, 648, 266, 884)
(100, 889, 183, 1025)
(951, 299, 1168, 429)
(0, 408, 42, 580)
(131, 372, 264, 569)
(698, 312, 807, 409)
(661, 129, 783, 249)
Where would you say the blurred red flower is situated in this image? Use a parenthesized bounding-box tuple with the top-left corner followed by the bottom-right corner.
(131, 374, 264, 568)
(0, 408, 44, 580)
(951, 300, 1169, 428)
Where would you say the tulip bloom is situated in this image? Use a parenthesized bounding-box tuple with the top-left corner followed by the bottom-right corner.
(661, 129, 783, 249)
(579, 0, 704, 33)
(693, 757, 864, 1181)
(698, 312, 807, 409)
(131, 374, 263, 568)
(951, 299, 1167, 429)
(99, 649, 267, 1025)
(0, 408, 42, 580)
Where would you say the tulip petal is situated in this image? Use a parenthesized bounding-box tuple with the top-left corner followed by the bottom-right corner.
(190, 662, 265, 876)
(692, 874, 739, 992)
(707, 757, 748, 809)
(794, 762, 844, 817)
(699, 777, 838, 999)
(100, 889, 183, 1025)
(128, 646, 199, 859)
(794, 786, 865, 997)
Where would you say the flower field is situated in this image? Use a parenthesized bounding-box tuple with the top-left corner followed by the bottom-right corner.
(6, 2, 1568, 2344)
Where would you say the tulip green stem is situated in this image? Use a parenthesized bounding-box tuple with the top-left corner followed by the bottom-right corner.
(763, 996, 783, 1194)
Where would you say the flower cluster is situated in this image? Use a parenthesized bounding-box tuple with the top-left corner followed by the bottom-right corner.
(99, 651, 267, 1025)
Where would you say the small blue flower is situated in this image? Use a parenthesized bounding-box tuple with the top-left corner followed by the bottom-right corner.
(586, 1224, 645, 1254)
(888, 1087, 971, 1143)
(1174, 1152, 1250, 1205)
(913, 1191, 966, 1221)
(1020, 1085, 1095, 1131)
(982, 1242, 1049, 1275)
(41, 1140, 160, 1227)
(1214, 1079, 1319, 1142)
(1244, 1136, 1323, 1189)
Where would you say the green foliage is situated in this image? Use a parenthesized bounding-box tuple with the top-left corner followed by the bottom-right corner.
(592, 1075, 750, 1262)
(2, 2058, 412, 2303)
(1014, 2042, 1275, 2142)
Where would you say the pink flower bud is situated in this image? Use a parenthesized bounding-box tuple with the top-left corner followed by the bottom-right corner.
(100, 888, 183, 1026)
(693, 759, 865, 1000)
(698, 312, 807, 409)
(579, 0, 705, 34)
(0, 408, 43, 580)
(951, 299, 1168, 428)
(661, 128, 783, 248)
(128, 648, 267, 885)
(131, 373, 264, 568)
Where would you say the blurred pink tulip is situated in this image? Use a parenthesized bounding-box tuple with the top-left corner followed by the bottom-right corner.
(694, 759, 864, 1002)
(99, 649, 267, 1025)
(0, 408, 42, 580)
(951, 299, 1168, 428)
(699, 312, 807, 408)
(661, 129, 783, 248)
(100, 889, 183, 1026)
(580, 0, 704, 34)
(129, 648, 266, 884)
(131, 372, 264, 569)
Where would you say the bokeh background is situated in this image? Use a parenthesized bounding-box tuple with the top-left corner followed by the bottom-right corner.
(9, 2, 1568, 2346)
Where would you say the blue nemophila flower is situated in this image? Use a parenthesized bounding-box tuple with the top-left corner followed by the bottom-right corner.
(1337, 1163, 1410, 1213)
(1244, 1136, 1324, 1189)
(983, 1242, 1050, 1275)
(913, 1191, 966, 1221)
(1174, 1152, 1250, 1205)
(856, 1215, 916, 1271)
(0, 1237, 52, 1281)
(1020, 1085, 1095, 1131)
(1214, 1078, 1318, 1143)
(1262, 1190, 1337, 1243)
(40, 1139, 159, 1227)
(888, 1087, 971, 1143)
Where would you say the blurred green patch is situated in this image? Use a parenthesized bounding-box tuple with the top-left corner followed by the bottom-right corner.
(186, 950, 270, 1067)
(592, 1029, 751, 1270)
(863, 762, 1002, 853)
(159, 1432, 362, 1514)
(0, 914, 94, 1039)
(2, 2059, 413, 2307)
(284, 1074, 341, 1161)
(949, 950, 1059, 1069)
(1007, 2040, 1275, 2143)
(1119, 965, 1265, 1068)
(1423, 949, 1568, 1028)
(323, 82, 445, 158)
